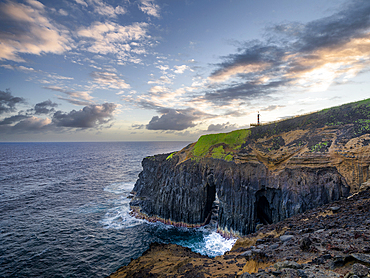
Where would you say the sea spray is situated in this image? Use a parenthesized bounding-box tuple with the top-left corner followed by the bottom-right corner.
(103, 181, 236, 257)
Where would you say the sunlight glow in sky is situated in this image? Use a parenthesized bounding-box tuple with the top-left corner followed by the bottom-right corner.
(1, 0, 369, 142)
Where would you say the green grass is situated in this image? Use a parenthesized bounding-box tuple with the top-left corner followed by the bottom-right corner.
(355, 119, 370, 135)
(211, 146, 225, 159)
(310, 141, 329, 152)
(192, 129, 251, 160)
(166, 152, 177, 160)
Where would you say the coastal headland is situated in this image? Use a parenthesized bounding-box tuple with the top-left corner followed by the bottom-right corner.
(110, 98, 370, 277)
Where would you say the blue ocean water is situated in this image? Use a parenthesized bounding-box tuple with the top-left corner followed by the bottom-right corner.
(0, 142, 236, 278)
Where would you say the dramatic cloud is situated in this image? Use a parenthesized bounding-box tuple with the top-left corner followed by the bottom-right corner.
(204, 0, 370, 105)
(34, 100, 58, 114)
(0, 94, 117, 133)
(12, 116, 51, 131)
(0, 0, 72, 62)
(0, 90, 25, 114)
(52, 103, 117, 128)
(197, 80, 286, 106)
(0, 114, 30, 125)
(138, 0, 160, 17)
(90, 71, 130, 90)
(146, 108, 207, 131)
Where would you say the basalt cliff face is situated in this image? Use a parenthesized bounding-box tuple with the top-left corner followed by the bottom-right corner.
(111, 188, 370, 278)
(130, 99, 370, 236)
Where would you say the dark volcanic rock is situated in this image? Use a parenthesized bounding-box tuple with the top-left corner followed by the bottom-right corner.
(131, 154, 216, 226)
(110, 190, 370, 278)
(131, 155, 349, 235)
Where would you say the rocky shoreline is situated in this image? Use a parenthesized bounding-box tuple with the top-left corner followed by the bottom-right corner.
(109, 188, 370, 277)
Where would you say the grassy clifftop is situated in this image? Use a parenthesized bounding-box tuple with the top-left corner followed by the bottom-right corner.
(175, 98, 370, 163)
(191, 129, 251, 161)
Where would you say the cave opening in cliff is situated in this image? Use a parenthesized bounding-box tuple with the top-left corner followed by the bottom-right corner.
(256, 195, 273, 225)
(204, 183, 217, 225)
(208, 192, 219, 227)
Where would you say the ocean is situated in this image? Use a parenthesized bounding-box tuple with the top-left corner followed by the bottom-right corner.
(0, 142, 236, 278)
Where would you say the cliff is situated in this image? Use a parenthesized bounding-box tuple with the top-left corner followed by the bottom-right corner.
(110, 188, 370, 277)
(130, 98, 370, 236)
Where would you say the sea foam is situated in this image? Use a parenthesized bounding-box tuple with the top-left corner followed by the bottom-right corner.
(101, 182, 144, 229)
(102, 181, 236, 257)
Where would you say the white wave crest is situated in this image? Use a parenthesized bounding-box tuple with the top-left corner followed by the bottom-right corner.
(100, 204, 144, 229)
(199, 231, 236, 257)
(103, 182, 134, 195)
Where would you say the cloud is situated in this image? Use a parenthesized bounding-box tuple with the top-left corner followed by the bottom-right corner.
(88, 0, 126, 17)
(131, 124, 145, 129)
(138, 0, 160, 17)
(0, 90, 117, 133)
(75, 0, 88, 7)
(146, 108, 208, 131)
(203, 0, 370, 106)
(0, 90, 25, 114)
(59, 9, 68, 16)
(1, 64, 36, 72)
(0, 114, 30, 125)
(198, 80, 286, 105)
(56, 97, 92, 106)
(25, 0, 44, 9)
(12, 116, 51, 131)
(148, 75, 172, 85)
(77, 21, 149, 60)
(44, 86, 93, 106)
(174, 65, 191, 74)
(157, 65, 169, 72)
(46, 73, 74, 80)
(34, 100, 58, 114)
(90, 71, 130, 89)
(207, 122, 236, 132)
(0, 0, 72, 62)
(52, 103, 117, 128)
(260, 105, 285, 112)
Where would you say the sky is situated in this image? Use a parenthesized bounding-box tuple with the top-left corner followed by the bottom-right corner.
(1, 0, 370, 142)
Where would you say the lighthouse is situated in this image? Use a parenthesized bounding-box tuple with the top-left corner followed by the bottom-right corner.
(250, 111, 261, 127)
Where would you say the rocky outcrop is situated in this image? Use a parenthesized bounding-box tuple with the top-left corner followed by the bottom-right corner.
(130, 99, 370, 236)
(131, 154, 350, 236)
(110, 189, 370, 278)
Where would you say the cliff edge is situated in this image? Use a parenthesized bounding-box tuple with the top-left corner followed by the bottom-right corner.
(110, 188, 370, 277)
(130, 98, 370, 236)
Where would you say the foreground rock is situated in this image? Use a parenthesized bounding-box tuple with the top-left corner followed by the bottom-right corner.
(109, 189, 370, 277)
(130, 99, 370, 236)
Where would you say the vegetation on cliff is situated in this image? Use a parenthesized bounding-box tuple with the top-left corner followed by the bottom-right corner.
(180, 98, 370, 163)
(191, 129, 251, 161)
